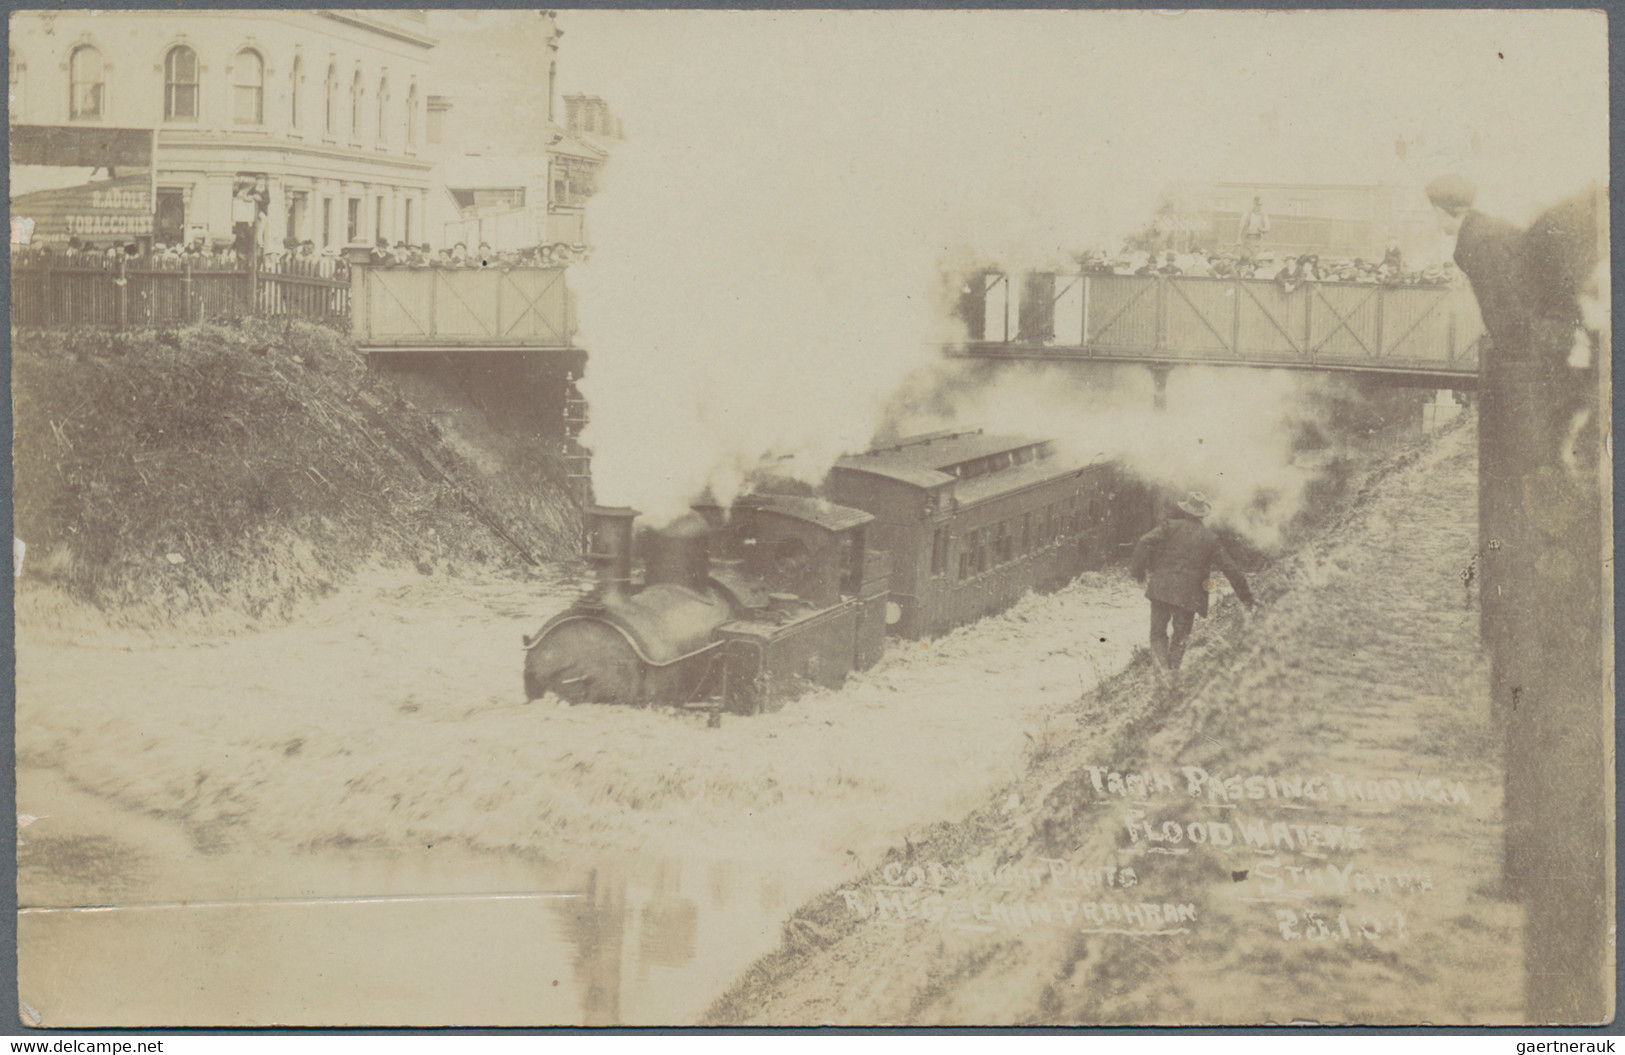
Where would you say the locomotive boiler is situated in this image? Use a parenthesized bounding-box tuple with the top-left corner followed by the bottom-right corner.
(522, 496, 892, 713)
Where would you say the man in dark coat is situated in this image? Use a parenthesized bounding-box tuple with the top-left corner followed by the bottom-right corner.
(1130, 491, 1256, 676)
(1426, 174, 1530, 679)
(1425, 174, 1528, 356)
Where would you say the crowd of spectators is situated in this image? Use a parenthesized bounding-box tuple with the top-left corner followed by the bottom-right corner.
(12, 234, 591, 275)
(365, 237, 589, 269)
(1079, 243, 1459, 289)
(11, 236, 346, 276)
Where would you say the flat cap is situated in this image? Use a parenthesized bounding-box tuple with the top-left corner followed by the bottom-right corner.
(1425, 174, 1478, 213)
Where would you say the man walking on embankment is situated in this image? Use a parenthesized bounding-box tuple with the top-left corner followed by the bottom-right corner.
(1130, 491, 1257, 685)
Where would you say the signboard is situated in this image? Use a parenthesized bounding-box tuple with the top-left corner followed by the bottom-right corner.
(9, 125, 154, 169)
(9, 174, 154, 244)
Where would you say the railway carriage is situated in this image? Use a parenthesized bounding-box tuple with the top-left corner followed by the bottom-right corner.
(825, 430, 1149, 638)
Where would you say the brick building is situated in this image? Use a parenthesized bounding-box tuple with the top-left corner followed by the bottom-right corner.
(10, 9, 436, 250)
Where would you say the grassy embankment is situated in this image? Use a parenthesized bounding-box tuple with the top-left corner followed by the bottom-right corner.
(13, 319, 581, 631)
(704, 415, 1515, 1025)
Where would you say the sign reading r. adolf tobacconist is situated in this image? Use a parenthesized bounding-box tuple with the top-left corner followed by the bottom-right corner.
(10, 174, 154, 244)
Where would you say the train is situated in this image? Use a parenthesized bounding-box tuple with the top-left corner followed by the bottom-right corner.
(522, 429, 1152, 714)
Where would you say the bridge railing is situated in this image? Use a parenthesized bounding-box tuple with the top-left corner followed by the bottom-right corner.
(348, 252, 576, 352)
(959, 272, 1485, 376)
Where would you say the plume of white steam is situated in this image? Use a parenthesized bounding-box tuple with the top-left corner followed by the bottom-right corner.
(883, 360, 1324, 549)
(566, 11, 1606, 526)
(571, 14, 1203, 522)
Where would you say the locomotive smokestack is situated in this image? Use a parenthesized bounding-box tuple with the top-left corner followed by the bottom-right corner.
(586, 505, 638, 602)
(644, 512, 712, 592)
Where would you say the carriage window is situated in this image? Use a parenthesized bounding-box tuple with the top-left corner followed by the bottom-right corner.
(930, 527, 948, 576)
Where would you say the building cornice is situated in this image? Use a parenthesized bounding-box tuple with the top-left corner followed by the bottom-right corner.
(316, 11, 437, 50)
(157, 131, 436, 174)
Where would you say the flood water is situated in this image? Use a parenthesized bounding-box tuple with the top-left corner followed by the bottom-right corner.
(17, 565, 1149, 1026)
(18, 771, 797, 1027)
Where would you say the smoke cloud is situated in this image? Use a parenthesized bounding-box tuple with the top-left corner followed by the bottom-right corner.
(884, 360, 1340, 549)
(565, 11, 1606, 525)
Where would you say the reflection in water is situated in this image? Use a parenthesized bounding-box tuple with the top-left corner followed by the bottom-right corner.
(641, 892, 700, 969)
(557, 869, 626, 1026)
(16, 773, 781, 1027)
(553, 863, 704, 1024)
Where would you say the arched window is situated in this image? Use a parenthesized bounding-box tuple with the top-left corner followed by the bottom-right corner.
(405, 81, 417, 150)
(350, 68, 364, 142)
(69, 44, 104, 119)
(324, 62, 337, 136)
(163, 45, 198, 120)
(289, 53, 302, 130)
(232, 48, 263, 125)
(375, 75, 388, 146)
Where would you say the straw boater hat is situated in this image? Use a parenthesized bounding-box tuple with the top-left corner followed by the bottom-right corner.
(1424, 174, 1477, 214)
(1177, 491, 1213, 518)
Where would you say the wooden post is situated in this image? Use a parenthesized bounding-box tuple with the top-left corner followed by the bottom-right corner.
(1231, 279, 1242, 355)
(116, 255, 129, 332)
(1302, 286, 1314, 363)
(1081, 275, 1091, 349)
(1446, 299, 1458, 363)
(1474, 185, 1609, 1022)
(344, 245, 372, 345)
(1153, 275, 1166, 352)
(1001, 274, 1010, 343)
(184, 261, 194, 324)
(1373, 286, 1386, 359)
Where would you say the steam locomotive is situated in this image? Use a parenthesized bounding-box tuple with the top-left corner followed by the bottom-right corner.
(522, 430, 1150, 714)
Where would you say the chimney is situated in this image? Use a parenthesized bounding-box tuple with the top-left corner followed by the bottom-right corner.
(644, 512, 712, 592)
(586, 505, 637, 602)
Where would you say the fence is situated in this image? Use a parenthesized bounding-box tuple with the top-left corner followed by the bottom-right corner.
(964, 272, 1485, 376)
(10, 253, 350, 330)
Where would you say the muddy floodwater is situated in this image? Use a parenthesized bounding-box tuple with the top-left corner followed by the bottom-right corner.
(17, 565, 1150, 1026)
(20, 771, 796, 1026)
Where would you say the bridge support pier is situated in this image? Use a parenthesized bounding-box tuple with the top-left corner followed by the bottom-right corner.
(1150, 366, 1170, 412)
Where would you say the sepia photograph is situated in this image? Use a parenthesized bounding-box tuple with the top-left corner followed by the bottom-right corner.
(8, 7, 1613, 1029)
